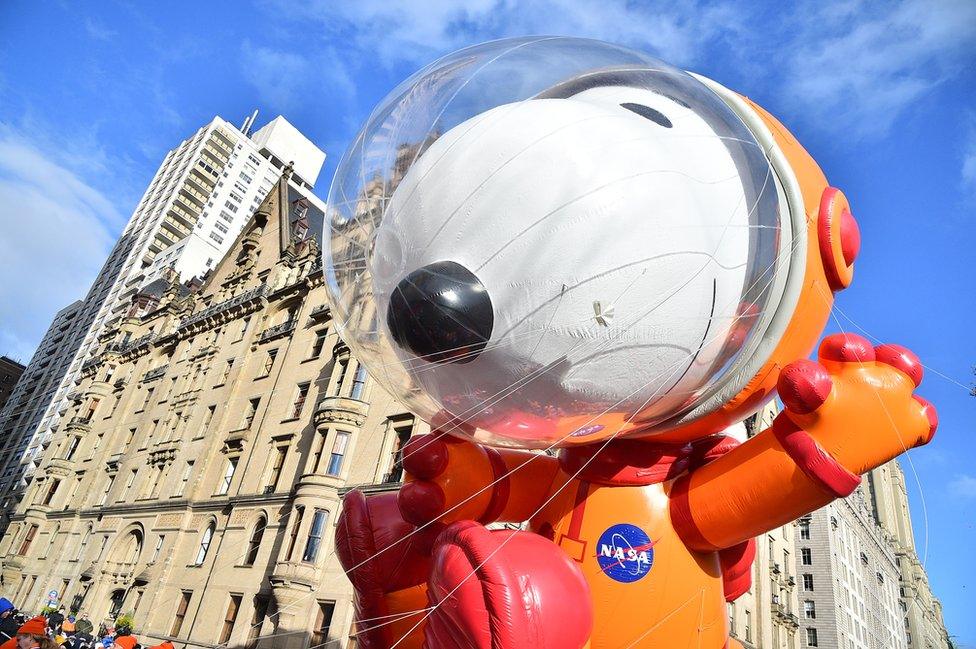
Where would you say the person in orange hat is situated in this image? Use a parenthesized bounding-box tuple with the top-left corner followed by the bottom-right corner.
(14, 616, 55, 649)
(146, 642, 173, 649)
(110, 636, 137, 649)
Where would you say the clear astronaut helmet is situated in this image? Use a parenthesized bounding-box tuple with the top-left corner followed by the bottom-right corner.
(324, 36, 793, 449)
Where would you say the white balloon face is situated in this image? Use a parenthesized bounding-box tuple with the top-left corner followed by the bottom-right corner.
(325, 39, 785, 448)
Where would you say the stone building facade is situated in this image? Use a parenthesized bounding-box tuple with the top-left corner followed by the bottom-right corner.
(0, 172, 420, 648)
(795, 485, 907, 649)
(867, 461, 951, 649)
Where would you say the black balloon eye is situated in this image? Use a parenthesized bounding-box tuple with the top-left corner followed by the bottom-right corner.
(387, 261, 494, 365)
(620, 103, 673, 128)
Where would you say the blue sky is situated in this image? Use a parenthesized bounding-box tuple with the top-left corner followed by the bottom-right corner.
(1, 0, 974, 642)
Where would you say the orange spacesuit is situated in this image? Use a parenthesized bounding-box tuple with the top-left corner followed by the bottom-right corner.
(335, 91, 937, 649)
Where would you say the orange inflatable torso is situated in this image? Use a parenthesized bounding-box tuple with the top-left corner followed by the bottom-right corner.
(532, 475, 727, 649)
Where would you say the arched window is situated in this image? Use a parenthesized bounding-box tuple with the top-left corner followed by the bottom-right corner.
(244, 516, 266, 566)
(194, 522, 215, 566)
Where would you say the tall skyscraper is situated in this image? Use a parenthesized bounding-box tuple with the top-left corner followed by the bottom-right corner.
(0, 115, 325, 523)
(0, 301, 84, 531)
(794, 485, 907, 649)
(0, 357, 26, 412)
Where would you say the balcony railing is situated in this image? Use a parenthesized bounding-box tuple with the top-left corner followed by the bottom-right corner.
(179, 284, 266, 330)
(107, 333, 155, 357)
(309, 303, 330, 320)
(142, 364, 169, 383)
(258, 319, 296, 343)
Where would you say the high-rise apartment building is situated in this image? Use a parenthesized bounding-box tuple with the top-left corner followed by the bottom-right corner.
(795, 483, 907, 649)
(0, 357, 25, 412)
(0, 115, 325, 524)
(0, 301, 84, 531)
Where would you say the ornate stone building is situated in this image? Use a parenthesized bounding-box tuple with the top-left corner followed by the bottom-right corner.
(0, 172, 421, 648)
(868, 461, 951, 649)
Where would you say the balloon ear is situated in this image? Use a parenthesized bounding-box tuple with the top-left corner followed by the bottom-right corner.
(818, 187, 860, 291)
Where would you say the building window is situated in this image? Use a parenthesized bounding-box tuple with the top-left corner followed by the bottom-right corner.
(245, 517, 266, 566)
(220, 359, 235, 384)
(311, 600, 336, 646)
(261, 349, 278, 376)
(349, 364, 367, 400)
(217, 458, 238, 495)
(203, 405, 216, 434)
(229, 192, 243, 203)
(799, 519, 810, 540)
(218, 593, 242, 643)
(240, 172, 252, 183)
(247, 595, 269, 648)
(171, 590, 193, 636)
(148, 465, 166, 498)
(310, 329, 327, 358)
(63, 436, 81, 460)
(124, 427, 136, 450)
(803, 574, 814, 591)
(332, 358, 349, 395)
(224, 200, 239, 213)
(327, 432, 350, 476)
(805, 627, 818, 646)
(292, 383, 310, 418)
(302, 509, 328, 563)
(99, 474, 115, 506)
(242, 398, 260, 429)
(236, 319, 250, 342)
(140, 387, 154, 411)
(209, 232, 224, 244)
(286, 506, 305, 560)
(744, 610, 752, 642)
(177, 461, 194, 496)
(151, 535, 165, 563)
(801, 548, 812, 565)
(385, 419, 414, 483)
(266, 447, 288, 493)
(194, 523, 215, 566)
(42, 479, 60, 506)
(215, 221, 229, 234)
(120, 469, 137, 501)
(18, 524, 38, 555)
(77, 526, 92, 561)
(803, 600, 816, 619)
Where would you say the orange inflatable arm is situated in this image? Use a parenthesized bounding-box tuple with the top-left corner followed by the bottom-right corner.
(671, 333, 937, 552)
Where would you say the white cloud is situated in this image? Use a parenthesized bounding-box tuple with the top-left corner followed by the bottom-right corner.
(265, 0, 974, 138)
(0, 128, 121, 362)
(781, 0, 976, 137)
(240, 40, 357, 115)
(84, 17, 117, 41)
(963, 116, 976, 201)
(276, 0, 742, 68)
(948, 474, 976, 498)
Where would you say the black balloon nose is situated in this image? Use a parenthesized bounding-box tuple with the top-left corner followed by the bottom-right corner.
(387, 261, 494, 364)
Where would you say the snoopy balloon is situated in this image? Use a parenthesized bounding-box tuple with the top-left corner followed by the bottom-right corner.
(325, 38, 936, 649)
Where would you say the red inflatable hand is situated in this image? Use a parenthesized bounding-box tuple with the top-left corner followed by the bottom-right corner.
(425, 521, 593, 649)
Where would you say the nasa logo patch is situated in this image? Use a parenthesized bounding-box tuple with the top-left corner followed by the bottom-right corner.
(596, 523, 654, 583)
(570, 424, 605, 437)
